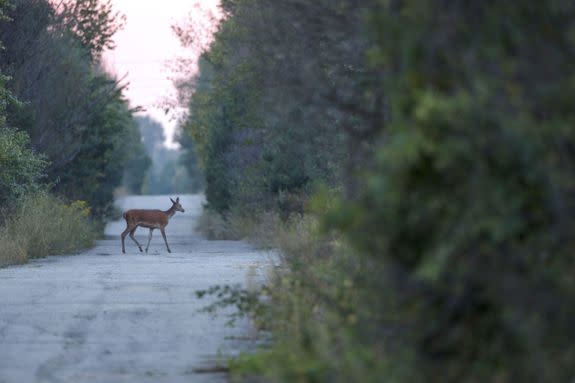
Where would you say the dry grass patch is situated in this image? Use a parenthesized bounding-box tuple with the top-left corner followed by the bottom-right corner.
(0, 194, 97, 267)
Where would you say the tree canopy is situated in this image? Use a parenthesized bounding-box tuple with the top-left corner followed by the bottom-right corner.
(0, 0, 149, 217)
(175, 0, 575, 381)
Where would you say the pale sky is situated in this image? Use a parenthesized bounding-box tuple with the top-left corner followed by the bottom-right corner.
(103, 0, 221, 148)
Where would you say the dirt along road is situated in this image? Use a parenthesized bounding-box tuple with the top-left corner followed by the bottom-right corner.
(0, 195, 275, 383)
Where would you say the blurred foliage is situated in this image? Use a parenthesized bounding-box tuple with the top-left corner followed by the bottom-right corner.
(136, 115, 202, 195)
(0, 0, 149, 218)
(53, 84, 143, 217)
(121, 118, 151, 195)
(55, 0, 125, 60)
(324, 1, 575, 381)
(0, 0, 150, 268)
(0, 128, 47, 205)
(0, 50, 47, 205)
(0, 193, 97, 267)
(175, 1, 347, 213)
(0, 0, 150, 267)
(185, 0, 575, 382)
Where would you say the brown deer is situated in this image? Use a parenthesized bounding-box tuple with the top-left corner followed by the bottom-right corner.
(121, 197, 185, 254)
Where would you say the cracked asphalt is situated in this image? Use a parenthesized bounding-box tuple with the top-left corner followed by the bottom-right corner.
(0, 195, 274, 383)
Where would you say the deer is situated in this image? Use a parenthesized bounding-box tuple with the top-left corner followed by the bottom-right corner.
(121, 197, 185, 254)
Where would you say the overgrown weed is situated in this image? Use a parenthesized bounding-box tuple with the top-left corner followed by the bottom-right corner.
(0, 193, 97, 267)
(196, 208, 399, 382)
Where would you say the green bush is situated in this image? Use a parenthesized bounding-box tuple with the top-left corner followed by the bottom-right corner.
(0, 193, 97, 267)
(0, 127, 47, 205)
(323, 2, 575, 381)
(208, 214, 401, 383)
(189, 0, 575, 381)
(1, 0, 142, 219)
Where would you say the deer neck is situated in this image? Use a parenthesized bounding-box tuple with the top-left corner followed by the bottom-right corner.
(164, 206, 177, 219)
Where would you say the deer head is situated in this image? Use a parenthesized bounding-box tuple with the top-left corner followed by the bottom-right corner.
(170, 197, 185, 212)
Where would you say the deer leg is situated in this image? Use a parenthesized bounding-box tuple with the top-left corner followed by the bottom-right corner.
(121, 226, 132, 254)
(129, 227, 143, 252)
(145, 228, 154, 253)
(160, 228, 171, 253)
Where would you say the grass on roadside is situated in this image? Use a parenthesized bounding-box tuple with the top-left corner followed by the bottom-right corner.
(196, 208, 282, 246)
(196, 208, 393, 382)
(0, 193, 97, 267)
(242, 218, 412, 382)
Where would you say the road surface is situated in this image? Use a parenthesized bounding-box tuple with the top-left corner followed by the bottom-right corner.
(0, 195, 273, 383)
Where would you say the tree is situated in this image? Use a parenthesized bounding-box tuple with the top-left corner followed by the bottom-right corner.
(0, 1, 46, 206)
(55, 0, 125, 60)
(175, 0, 356, 213)
(326, 1, 575, 381)
(0, 0, 143, 217)
(122, 120, 151, 194)
(0, 115, 46, 207)
(136, 115, 199, 195)
(177, 0, 575, 381)
(137, 115, 165, 155)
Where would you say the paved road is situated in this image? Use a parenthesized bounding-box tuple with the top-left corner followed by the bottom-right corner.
(0, 195, 273, 383)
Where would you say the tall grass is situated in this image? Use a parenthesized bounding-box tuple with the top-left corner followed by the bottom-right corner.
(196, 208, 411, 382)
(196, 208, 282, 245)
(0, 194, 97, 267)
(196, 207, 305, 250)
(227, 216, 360, 382)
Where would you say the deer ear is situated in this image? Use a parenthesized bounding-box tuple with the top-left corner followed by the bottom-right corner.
(176, 197, 180, 202)
(170, 198, 176, 204)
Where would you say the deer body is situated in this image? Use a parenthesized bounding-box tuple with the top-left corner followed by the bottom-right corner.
(121, 197, 184, 254)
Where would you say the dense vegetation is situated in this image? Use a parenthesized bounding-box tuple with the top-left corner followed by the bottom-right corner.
(0, 0, 150, 266)
(136, 115, 202, 195)
(177, 1, 575, 381)
(0, 0, 152, 218)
